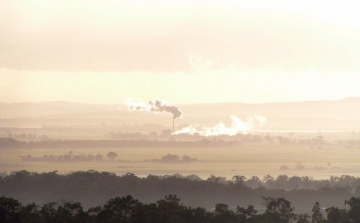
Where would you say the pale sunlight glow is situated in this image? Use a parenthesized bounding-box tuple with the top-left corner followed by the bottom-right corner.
(1, 0, 359, 104)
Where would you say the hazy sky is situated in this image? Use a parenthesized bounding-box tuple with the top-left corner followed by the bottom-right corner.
(1, 0, 360, 104)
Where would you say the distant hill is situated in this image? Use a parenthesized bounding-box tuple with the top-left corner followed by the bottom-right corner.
(1, 98, 360, 119)
(1, 98, 360, 130)
(0, 101, 120, 117)
(180, 97, 360, 119)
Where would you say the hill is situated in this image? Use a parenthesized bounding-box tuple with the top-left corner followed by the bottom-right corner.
(1, 98, 360, 131)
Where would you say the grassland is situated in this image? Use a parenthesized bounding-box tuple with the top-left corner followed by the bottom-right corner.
(1, 143, 359, 179)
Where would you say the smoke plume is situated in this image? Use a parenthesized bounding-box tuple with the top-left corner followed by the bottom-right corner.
(172, 115, 267, 137)
(125, 99, 183, 119)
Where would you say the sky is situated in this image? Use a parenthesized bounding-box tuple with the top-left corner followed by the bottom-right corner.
(1, 0, 360, 104)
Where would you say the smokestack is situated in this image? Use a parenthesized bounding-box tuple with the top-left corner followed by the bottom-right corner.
(125, 99, 183, 120)
(173, 119, 174, 133)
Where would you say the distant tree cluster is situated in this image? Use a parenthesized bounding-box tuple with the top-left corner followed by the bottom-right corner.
(7, 132, 38, 140)
(20, 151, 120, 162)
(3, 133, 360, 149)
(253, 175, 360, 191)
(19, 152, 197, 164)
(21, 152, 103, 162)
(339, 139, 360, 149)
(0, 138, 241, 149)
(1, 194, 360, 223)
(0, 138, 26, 149)
(144, 153, 197, 163)
(3, 136, 360, 150)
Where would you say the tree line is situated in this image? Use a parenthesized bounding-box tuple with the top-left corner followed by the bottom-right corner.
(1, 194, 360, 223)
(2, 136, 359, 150)
(1, 170, 360, 211)
(19, 151, 197, 163)
(0, 138, 239, 149)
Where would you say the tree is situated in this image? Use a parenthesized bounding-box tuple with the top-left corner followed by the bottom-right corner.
(107, 152, 117, 161)
(236, 205, 257, 222)
(215, 203, 229, 215)
(190, 207, 209, 223)
(96, 209, 115, 223)
(311, 202, 323, 223)
(54, 201, 92, 223)
(206, 174, 226, 183)
(275, 175, 289, 189)
(19, 203, 41, 223)
(213, 203, 236, 223)
(297, 214, 310, 223)
(0, 196, 22, 223)
(87, 205, 102, 222)
(156, 195, 185, 223)
(102, 195, 143, 223)
(345, 197, 360, 222)
(263, 175, 274, 184)
(39, 202, 57, 222)
(182, 155, 196, 162)
(326, 207, 348, 223)
(232, 175, 247, 184)
(262, 196, 296, 223)
(245, 176, 262, 189)
(161, 154, 180, 163)
(164, 194, 181, 204)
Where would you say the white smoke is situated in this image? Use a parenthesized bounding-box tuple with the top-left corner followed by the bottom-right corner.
(125, 98, 183, 119)
(172, 115, 267, 137)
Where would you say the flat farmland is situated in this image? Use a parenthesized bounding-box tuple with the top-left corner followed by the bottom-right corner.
(1, 143, 360, 179)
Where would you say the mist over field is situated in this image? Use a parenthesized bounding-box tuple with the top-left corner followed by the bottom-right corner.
(2, 88, 360, 222)
(1, 99, 360, 180)
(2, 1, 360, 222)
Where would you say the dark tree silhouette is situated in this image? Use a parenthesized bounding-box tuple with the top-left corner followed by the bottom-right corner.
(262, 196, 296, 223)
(2, 194, 360, 223)
(311, 202, 323, 223)
(107, 152, 117, 161)
(325, 207, 348, 223)
(345, 197, 360, 222)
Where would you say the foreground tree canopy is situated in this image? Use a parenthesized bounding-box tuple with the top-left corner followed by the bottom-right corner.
(1, 170, 360, 211)
(1, 195, 360, 223)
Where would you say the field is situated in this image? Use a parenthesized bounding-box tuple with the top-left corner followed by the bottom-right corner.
(1, 143, 360, 180)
